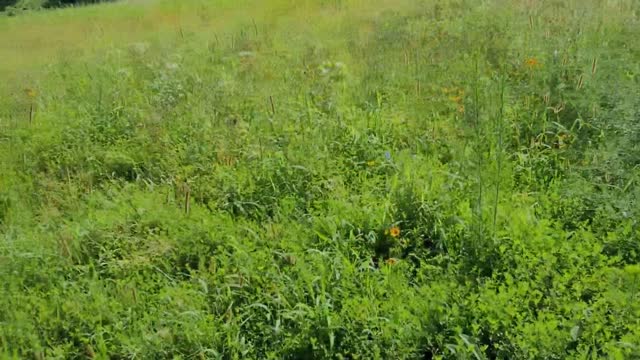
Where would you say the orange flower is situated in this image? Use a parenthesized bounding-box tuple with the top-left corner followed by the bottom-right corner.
(525, 57, 540, 69)
(389, 226, 400, 238)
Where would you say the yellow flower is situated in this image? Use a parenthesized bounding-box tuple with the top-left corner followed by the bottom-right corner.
(389, 226, 400, 238)
(385, 258, 398, 266)
(367, 160, 376, 167)
(449, 95, 463, 104)
(525, 58, 540, 69)
(24, 88, 37, 98)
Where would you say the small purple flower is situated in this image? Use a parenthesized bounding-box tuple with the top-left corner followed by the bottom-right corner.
(384, 151, 392, 161)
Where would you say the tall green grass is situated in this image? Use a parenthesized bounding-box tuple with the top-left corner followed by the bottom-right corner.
(1, 0, 639, 358)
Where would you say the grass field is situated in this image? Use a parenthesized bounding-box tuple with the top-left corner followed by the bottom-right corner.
(1, 0, 640, 358)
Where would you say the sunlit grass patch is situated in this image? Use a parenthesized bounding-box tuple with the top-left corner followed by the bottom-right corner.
(1, 0, 639, 358)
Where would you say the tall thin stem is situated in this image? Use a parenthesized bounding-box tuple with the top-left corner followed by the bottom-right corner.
(493, 74, 506, 233)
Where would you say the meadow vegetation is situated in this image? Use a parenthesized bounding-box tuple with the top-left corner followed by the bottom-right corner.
(1, 0, 639, 358)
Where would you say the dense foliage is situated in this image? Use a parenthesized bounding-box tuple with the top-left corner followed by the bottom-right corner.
(1, 0, 639, 358)
(1, 0, 109, 12)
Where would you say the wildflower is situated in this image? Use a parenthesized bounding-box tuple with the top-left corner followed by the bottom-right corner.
(384, 151, 391, 161)
(24, 88, 37, 98)
(367, 160, 376, 167)
(443, 87, 464, 96)
(449, 95, 463, 104)
(385, 258, 398, 266)
(525, 57, 540, 69)
(389, 226, 400, 238)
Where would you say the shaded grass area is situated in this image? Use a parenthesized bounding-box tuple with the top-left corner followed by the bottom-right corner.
(1, 0, 640, 358)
